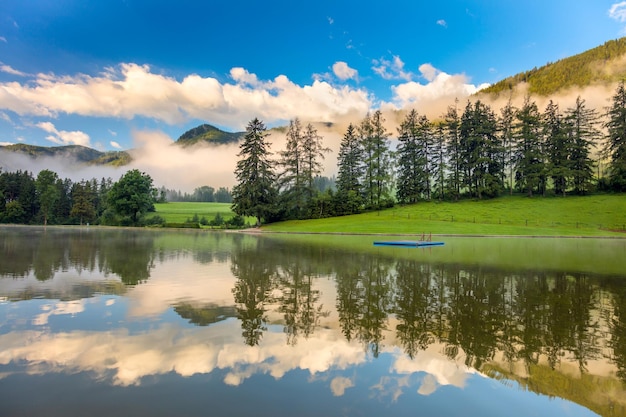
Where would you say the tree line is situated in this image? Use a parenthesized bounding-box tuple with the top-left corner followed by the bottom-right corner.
(0, 168, 161, 226)
(232, 83, 626, 224)
(160, 185, 233, 203)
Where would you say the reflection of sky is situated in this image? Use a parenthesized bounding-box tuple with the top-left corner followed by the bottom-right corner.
(0, 295, 600, 417)
(0, 242, 607, 417)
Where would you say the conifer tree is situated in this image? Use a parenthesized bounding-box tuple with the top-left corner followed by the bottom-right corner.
(603, 81, 626, 191)
(543, 100, 570, 196)
(278, 118, 306, 218)
(565, 96, 600, 194)
(232, 118, 278, 225)
(460, 100, 502, 198)
(396, 109, 428, 204)
(336, 123, 364, 214)
(514, 96, 545, 196)
(301, 123, 330, 201)
(443, 100, 462, 200)
(360, 110, 393, 209)
(499, 98, 517, 194)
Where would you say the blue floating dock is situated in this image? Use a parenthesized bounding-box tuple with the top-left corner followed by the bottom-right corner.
(374, 240, 444, 247)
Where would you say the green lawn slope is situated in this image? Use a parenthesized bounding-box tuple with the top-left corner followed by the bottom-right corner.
(261, 194, 626, 237)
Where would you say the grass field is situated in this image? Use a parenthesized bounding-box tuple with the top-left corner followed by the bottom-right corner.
(150, 202, 242, 225)
(261, 194, 626, 237)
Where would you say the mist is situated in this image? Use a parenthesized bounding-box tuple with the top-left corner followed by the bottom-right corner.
(1, 80, 618, 193)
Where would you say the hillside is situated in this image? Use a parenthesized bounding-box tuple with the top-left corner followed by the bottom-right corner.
(176, 124, 244, 147)
(0, 143, 132, 166)
(480, 37, 626, 97)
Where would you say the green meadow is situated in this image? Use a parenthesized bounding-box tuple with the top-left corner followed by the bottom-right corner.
(260, 194, 626, 237)
(151, 202, 239, 225)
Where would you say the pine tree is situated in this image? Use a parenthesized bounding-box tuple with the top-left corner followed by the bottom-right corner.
(232, 118, 278, 225)
(431, 122, 447, 201)
(336, 123, 364, 214)
(499, 98, 517, 194)
(360, 110, 393, 209)
(396, 109, 428, 204)
(514, 96, 545, 196)
(543, 100, 570, 196)
(443, 100, 462, 200)
(278, 118, 306, 218)
(460, 100, 502, 198)
(565, 96, 600, 194)
(301, 123, 330, 202)
(603, 81, 626, 191)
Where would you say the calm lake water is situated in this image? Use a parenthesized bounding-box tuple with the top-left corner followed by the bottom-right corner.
(1, 226, 626, 417)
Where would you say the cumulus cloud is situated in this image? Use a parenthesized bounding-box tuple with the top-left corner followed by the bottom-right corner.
(0, 63, 372, 130)
(36, 121, 91, 146)
(372, 55, 413, 81)
(110, 140, 121, 149)
(332, 61, 358, 81)
(386, 63, 490, 110)
(436, 19, 447, 28)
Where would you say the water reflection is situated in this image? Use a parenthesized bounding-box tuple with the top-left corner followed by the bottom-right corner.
(1, 226, 625, 416)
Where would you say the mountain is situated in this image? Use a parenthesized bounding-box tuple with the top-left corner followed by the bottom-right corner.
(479, 37, 626, 97)
(176, 124, 244, 147)
(0, 143, 132, 166)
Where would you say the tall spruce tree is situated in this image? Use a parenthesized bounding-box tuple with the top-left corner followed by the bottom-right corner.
(278, 118, 306, 218)
(543, 100, 570, 196)
(431, 122, 447, 201)
(566, 96, 600, 194)
(443, 100, 462, 200)
(232, 118, 278, 225)
(301, 123, 330, 202)
(499, 98, 517, 194)
(459, 100, 502, 198)
(514, 96, 545, 196)
(396, 109, 429, 204)
(336, 123, 364, 214)
(603, 81, 626, 191)
(360, 110, 393, 209)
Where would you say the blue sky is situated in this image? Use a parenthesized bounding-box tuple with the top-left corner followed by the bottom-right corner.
(1, 0, 626, 152)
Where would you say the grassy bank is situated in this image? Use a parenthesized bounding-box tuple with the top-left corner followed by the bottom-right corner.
(261, 194, 626, 237)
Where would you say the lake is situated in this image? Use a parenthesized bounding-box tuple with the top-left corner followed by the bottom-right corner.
(1, 226, 625, 417)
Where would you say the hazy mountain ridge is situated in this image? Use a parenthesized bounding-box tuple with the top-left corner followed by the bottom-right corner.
(176, 124, 244, 147)
(0, 143, 131, 167)
(480, 37, 626, 97)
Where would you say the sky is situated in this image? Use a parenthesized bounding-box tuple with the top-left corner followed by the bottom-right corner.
(1, 0, 626, 188)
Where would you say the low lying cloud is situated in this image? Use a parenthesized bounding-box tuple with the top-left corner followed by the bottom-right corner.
(0, 63, 372, 129)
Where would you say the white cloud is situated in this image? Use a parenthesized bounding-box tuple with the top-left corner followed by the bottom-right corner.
(386, 64, 490, 109)
(36, 121, 91, 146)
(609, 2, 626, 22)
(0, 63, 372, 130)
(332, 61, 357, 81)
(0, 111, 11, 123)
(0, 36, 6, 43)
(436, 19, 447, 28)
(372, 55, 413, 81)
(330, 376, 354, 396)
(0, 63, 27, 76)
(110, 140, 121, 149)
(0, 141, 13, 146)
